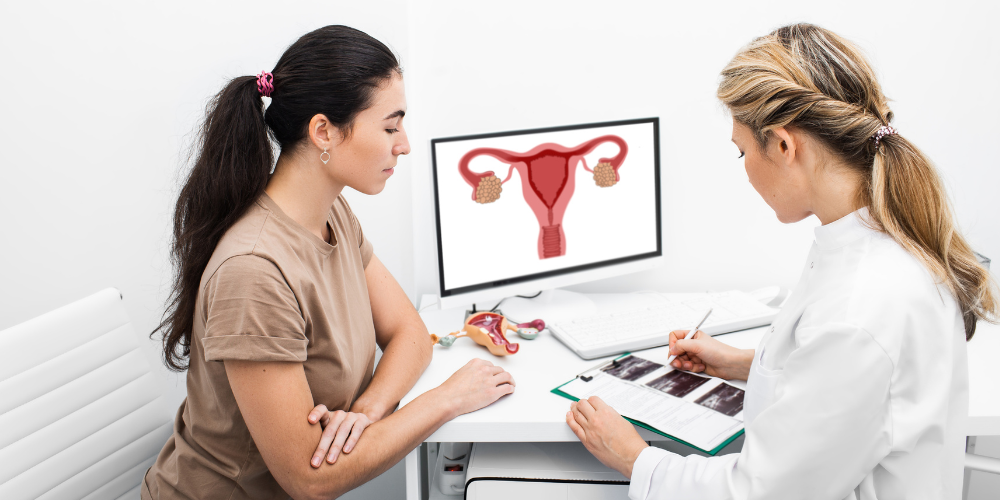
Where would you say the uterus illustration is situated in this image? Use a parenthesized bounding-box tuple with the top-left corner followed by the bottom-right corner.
(458, 135, 628, 259)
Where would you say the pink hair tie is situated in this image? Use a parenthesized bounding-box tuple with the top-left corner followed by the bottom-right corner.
(256, 71, 274, 97)
(872, 125, 897, 150)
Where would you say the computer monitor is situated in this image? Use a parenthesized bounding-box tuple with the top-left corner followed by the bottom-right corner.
(430, 117, 662, 309)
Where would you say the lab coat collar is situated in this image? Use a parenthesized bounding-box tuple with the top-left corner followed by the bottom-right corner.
(813, 207, 873, 250)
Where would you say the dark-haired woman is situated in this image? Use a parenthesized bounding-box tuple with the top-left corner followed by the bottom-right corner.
(143, 26, 513, 500)
(565, 24, 997, 499)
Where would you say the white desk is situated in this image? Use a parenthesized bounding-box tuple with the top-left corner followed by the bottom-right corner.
(398, 291, 1000, 500)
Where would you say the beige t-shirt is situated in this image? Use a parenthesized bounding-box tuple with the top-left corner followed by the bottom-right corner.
(143, 193, 376, 500)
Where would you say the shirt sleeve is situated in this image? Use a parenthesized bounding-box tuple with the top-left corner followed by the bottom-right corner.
(200, 254, 308, 363)
(632, 322, 894, 500)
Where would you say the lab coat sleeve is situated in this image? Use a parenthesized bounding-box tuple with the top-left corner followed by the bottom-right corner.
(629, 447, 669, 500)
(632, 322, 894, 500)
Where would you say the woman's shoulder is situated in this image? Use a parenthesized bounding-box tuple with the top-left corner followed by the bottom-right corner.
(855, 233, 946, 306)
(844, 233, 962, 356)
(199, 202, 274, 285)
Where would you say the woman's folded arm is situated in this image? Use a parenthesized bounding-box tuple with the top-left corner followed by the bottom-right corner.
(226, 357, 513, 500)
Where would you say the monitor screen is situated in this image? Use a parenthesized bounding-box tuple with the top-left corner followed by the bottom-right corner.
(431, 117, 661, 299)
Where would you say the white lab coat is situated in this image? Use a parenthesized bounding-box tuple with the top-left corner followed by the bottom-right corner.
(628, 208, 968, 500)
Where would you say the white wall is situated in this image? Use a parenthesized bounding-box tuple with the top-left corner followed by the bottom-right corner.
(2, 1, 998, 498)
(0, 0, 415, 406)
(406, 0, 1000, 299)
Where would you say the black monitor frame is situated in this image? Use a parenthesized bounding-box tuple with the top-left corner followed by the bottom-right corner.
(430, 117, 662, 299)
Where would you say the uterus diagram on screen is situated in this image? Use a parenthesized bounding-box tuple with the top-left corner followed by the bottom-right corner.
(458, 135, 628, 260)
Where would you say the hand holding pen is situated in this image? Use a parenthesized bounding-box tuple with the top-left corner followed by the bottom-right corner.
(666, 308, 713, 366)
(667, 309, 755, 381)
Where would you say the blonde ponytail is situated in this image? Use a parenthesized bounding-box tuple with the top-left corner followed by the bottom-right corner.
(719, 23, 997, 339)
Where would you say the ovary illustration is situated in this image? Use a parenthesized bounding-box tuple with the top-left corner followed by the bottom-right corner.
(458, 135, 628, 259)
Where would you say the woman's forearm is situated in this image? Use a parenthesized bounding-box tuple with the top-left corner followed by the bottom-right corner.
(357, 254, 435, 421)
(327, 358, 512, 498)
(739, 349, 757, 382)
(733, 349, 754, 381)
(227, 360, 451, 500)
(311, 387, 453, 498)
(351, 325, 432, 421)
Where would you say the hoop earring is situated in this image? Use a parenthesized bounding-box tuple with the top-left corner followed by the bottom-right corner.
(320, 148, 330, 165)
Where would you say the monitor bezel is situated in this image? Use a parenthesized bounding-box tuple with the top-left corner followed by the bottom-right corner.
(430, 117, 662, 299)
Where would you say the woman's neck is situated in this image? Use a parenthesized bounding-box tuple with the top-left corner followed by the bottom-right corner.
(265, 152, 344, 242)
(807, 159, 864, 226)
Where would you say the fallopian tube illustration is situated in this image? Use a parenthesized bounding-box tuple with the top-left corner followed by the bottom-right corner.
(458, 135, 628, 259)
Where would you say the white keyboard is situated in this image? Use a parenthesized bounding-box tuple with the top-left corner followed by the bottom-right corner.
(549, 291, 779, 359)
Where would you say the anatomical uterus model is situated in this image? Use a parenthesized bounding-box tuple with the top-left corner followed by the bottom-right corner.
(458, 135, 628, 259)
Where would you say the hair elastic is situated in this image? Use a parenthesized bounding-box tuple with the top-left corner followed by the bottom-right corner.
(873, 125, 897, 150)
(256, 71, 274, 98)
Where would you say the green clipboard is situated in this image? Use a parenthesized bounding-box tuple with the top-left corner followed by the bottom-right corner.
(551, 353, 745, 456)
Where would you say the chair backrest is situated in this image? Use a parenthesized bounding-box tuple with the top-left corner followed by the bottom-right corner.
(0, 288, 174, 500)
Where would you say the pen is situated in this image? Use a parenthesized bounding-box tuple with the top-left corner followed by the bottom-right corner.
(666, 308, 713, 366)
(576, 357, 620, 382)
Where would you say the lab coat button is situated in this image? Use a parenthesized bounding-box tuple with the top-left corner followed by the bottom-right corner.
(810, 262, 814, 269)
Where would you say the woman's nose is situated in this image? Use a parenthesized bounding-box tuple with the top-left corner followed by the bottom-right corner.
(395, 132, 411, 156)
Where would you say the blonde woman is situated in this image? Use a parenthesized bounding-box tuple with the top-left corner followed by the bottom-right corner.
(566, 23, 997, 499)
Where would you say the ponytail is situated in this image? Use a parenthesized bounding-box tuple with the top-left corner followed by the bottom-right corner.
(152, 25, 401, 370)
(154, 76, 272, 370)
(719, 23, 998, 341)
(868, 136, 997, 339)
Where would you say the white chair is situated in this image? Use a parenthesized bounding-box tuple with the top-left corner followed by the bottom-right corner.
(966, 452, 1000, 474)
(962, 254, 1000, 496)
(964, 445, 1000, 500)
(0, 288, 173, 499)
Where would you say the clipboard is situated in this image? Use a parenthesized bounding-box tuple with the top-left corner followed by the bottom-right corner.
(551, 353, 745, 456)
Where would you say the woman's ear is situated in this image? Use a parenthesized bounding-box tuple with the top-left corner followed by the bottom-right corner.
(307, 114, 342, 152)
(770, 127, 798, 166)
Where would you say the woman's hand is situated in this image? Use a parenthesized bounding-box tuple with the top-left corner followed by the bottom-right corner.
(436, 358, 515, 418)
(669, 329, 754, 381)
(307, 405, 373, 468)
(566, 396, 648, 478)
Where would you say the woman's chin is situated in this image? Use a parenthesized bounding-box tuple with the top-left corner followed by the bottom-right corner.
(354, 179, 389, 196)
(774, 210, 811, 224)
